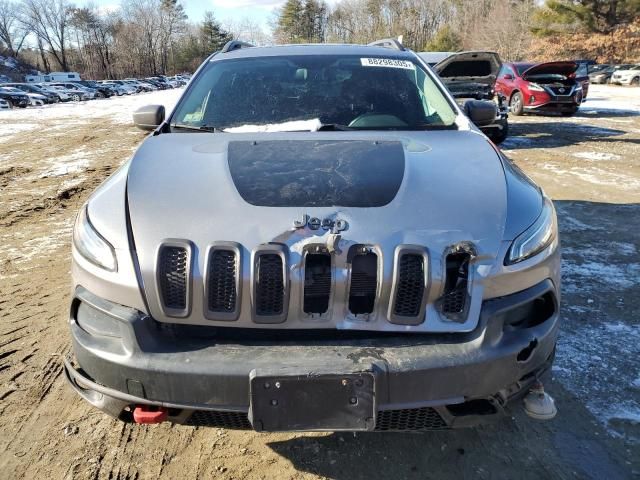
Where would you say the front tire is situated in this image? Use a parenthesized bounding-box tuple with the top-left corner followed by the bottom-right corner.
(72, 94, 81, 101)
(631, 77, 640, 86)
(487, 119, 509, 144)
(510, 92, 524, 116)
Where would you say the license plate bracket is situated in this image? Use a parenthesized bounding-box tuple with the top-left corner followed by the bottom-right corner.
(249, 370, 375, 432)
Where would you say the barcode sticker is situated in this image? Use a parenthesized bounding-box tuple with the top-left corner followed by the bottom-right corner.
(360, 58, 415, 70)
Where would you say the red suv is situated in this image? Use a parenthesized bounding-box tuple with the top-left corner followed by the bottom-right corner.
(495, 61, 583, 116)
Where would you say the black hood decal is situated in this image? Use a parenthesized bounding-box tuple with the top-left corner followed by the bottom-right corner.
(228, 140, 405, 207)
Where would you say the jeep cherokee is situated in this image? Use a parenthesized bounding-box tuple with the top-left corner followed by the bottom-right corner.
(64, 40, 561, 432)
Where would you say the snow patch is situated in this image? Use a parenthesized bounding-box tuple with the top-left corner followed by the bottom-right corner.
(572, 151, 621, 161)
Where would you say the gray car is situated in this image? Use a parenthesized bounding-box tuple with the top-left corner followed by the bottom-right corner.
(65, 40, 561, 432)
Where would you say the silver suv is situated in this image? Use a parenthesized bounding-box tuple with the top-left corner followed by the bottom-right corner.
(65, 40, 560, 432)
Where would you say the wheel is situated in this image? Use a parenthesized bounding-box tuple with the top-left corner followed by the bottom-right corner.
(72, 94, 80, 101)
(509, 92, 524, 116)
(487, 119, 509, 144)
(631, 77, 640, 86)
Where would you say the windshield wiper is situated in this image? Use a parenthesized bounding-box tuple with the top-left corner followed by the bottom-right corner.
(317, 123, 354, 131)
(172, 124, 222, 133)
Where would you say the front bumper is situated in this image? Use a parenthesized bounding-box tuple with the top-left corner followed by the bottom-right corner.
(65, 279, 559, 431)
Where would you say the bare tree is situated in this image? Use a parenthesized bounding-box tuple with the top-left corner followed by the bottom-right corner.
(0, 0, 28, 56)
(21, 0, 73, 70)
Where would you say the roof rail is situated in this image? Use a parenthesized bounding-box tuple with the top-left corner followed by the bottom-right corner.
(221, 40, 254, 53)
(367, 38, 406, 51)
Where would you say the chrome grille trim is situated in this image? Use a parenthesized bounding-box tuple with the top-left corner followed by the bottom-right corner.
(155, 240, 192, 318)
(203, 242, 242, 321)
(251, 244, 289, 324)
(388, 245, 429, 325)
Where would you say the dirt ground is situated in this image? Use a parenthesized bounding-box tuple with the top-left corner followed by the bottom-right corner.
(0, 85, 638, 479)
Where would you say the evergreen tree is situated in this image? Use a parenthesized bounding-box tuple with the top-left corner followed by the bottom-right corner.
(201, 11, 232, 53)
(423, 25, 461, 52)
(277, 0, 303, 43)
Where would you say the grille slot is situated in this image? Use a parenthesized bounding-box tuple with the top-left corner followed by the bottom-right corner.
(393, 253, 425, 318)
(157, 244, 189, 315)
(348, 250, 378, 315)
(439, 248, 472, 322)
(186, 410, 251, 429)
(206, 247, 239, 319)
(255, 253, 285, 317)
(304, 252, 331, 315)
(375, 407, 447, 431)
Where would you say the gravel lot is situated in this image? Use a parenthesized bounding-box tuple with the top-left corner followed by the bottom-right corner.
(0, 85, 638, 479)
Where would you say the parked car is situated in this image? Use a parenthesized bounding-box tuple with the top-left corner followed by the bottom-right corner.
(495, 61, 582, 116)
(27, 92, 47, 106)
(421, 50, 509, 144)
(0, 86, 47, 106)
(0, 86, 29, 107)
(46, 84, 86, 101)
(2, 83, 60, 103)
(99, 81, 128, 96)
(610, 65, 640, 86)
(0, 98, 10, 109)
(103, 80, 137, 95)
(37, 84, 71, 102)
(573, 61, 590, 100)
(144, 78, 169, 90)
(77, 80, 114, 98)
(65, 40, 561, 431)
(50, 82, 96, 100)
(589, 64, 634, 84)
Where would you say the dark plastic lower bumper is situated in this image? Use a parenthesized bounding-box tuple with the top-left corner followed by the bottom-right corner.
(65, 280, 559, 431)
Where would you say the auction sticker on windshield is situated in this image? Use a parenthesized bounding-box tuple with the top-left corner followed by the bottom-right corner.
(360, 58, 415, 70)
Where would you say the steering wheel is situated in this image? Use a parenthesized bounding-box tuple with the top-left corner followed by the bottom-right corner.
(348, 113, 408, 128)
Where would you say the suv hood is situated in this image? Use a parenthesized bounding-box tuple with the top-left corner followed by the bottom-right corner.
(434, 51, 501, 98)
(521, 61, 578, 80)
(126, 130, 510, 328)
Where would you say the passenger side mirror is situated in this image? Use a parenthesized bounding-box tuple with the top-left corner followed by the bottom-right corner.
(464, 100, 497, 128)
(133, 104, 165, 131)
(502, 73, 513, 80)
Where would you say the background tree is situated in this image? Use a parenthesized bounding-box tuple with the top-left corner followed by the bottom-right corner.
(532, 0, 640, 35)
(0, 0, 28, 56)
(21, 0, 73, 70)
(201, 10, 231, 53)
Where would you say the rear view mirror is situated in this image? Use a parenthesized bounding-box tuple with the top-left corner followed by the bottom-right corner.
(503, 73, 513, 80)
(133, 104, 165, 131)
(464, 100, 497, 127)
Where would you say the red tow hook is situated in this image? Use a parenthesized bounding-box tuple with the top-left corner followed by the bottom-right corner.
(133, 405, 168, 424)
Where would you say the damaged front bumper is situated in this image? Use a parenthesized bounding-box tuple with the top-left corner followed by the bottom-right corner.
(64, 280, 559, 431)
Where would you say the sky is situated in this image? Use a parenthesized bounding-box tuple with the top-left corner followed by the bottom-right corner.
(83, 0, 285, 29)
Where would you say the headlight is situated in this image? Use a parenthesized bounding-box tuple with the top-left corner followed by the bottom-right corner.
(73, 205, 117, 272)
(528, 82, 545, 92)
(505, 197, 557, 265)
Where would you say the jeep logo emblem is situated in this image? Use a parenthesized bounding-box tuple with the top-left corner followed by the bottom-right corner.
(293, 214, 348, 234)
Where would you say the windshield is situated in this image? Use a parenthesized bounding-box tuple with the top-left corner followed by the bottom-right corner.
(172, 54, 457, 131)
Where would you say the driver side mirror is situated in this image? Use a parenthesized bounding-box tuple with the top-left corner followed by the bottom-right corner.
(502, 73, 513, 80)
(133, 104, 165, 131)
(464, 100, 497, 127)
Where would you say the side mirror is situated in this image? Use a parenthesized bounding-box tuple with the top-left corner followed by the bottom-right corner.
(464, 100, 497, 127)
(133, 104, 165, 131)
(503, 73, 513, 80)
